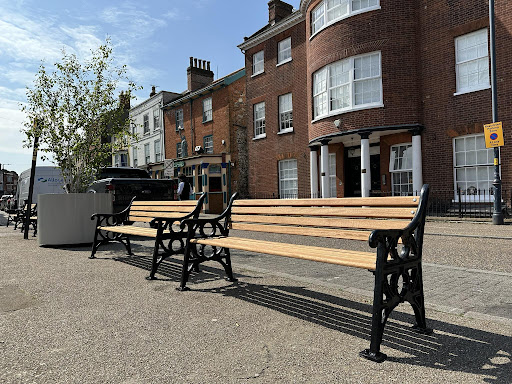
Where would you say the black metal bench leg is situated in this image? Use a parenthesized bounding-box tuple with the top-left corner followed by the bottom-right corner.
(221, 248, 237, 282)
(177, 245, 193, 291)
(124, 236, 133, 256)
(147, 239, 161, 280)
(360, 243, 388, 363)
(408, 264, 433, 335)
(89, 228, 102, 259)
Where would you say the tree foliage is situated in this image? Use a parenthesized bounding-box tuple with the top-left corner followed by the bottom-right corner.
(22, 39, 140, 193)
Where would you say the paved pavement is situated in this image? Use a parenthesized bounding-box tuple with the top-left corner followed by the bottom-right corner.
(1, 211, 512, 383)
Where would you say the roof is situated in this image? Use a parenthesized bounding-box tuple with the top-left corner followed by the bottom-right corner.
(237, 9, 304, 51)
(162, 68, 245, 110)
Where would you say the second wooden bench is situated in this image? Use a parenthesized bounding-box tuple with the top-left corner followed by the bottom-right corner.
(90, 194, 205, 279)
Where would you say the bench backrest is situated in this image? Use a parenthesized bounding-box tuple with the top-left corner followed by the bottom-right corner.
(230, 195, 420, 240)
(129, 200, 201, 223)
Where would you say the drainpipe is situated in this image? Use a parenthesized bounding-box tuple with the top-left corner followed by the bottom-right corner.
(189, 99, 194, 152)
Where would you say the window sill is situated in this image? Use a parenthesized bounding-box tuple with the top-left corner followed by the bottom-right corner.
(253, 134, 267, 141)
(251, 71, 265, 78)
(276, 58, 292, 67)
(202, 119, 213, 124)
(278, 128, 294, 135)
(453, 85, 491, 96)
(311, 103, 384, 124)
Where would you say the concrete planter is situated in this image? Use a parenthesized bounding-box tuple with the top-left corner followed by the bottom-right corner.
(38, 193, 113, 246)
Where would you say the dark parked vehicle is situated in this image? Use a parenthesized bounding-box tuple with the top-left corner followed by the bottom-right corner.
(87, 167, 176, 212)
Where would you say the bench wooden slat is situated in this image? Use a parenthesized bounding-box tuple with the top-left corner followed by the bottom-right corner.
(231, 223, 372, 241)
(231, 214, 410, 230)
(191, 237, 377, 270)
(130, 206, 198, 213)
(234, 196, 419, 207)
(232, 206, 416, 219)
(98, 226, 158, 237)
(131, 201, 198, 206)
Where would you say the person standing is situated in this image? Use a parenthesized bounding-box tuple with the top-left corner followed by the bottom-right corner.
(177, 174, 191, 201)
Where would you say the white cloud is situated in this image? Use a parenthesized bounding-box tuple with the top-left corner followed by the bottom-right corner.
(60, 25, 103, 58)
(100, 5, 166, 40)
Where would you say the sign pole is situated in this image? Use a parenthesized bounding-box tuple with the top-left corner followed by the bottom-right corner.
(489, 0, 504, 225)
(24, 126, 39, 239)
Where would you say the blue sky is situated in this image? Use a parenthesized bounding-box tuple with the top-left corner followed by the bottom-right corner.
(0, 0, 301, 175)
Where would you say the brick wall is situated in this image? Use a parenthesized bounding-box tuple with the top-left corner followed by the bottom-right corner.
(244, 20, 310, 197)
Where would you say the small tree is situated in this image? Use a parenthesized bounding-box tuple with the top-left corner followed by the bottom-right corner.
(22, 39, 140, 193)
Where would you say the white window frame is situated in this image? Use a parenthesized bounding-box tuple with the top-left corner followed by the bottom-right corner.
(177, 142, 182, 159)
(253, 102, 266, 139)
(278, 93, 293, 134)
(132, 147, 138, 167)
(279, 159, 298, 199)
(143, 114, 150, 135)
(277, 37, 292, 66)
(454, 29, 490, 95)
(311, 0, 380, 37)
(202, 97, 212, 122)
(203, 135, 213, 154)
(144, 143, 151, 164)
(329, 153, 337, 198)
(389, 143, 413, 196)
(313, 51, 382, 120)
(453, 134, 496, 202)
(154, 139, 161, 162)
(175, 109, 183, 131)
(252, 50, 264, 76)
(153, 108, 160, 131)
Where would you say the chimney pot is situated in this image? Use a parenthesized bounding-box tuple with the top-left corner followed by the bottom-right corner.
(194, 58, 198, 67)
(207, 61, 211, 71)
(190, 57, 194, 66)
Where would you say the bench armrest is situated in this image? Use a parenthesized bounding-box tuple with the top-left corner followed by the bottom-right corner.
(369, 184, 430, 262)
(150, 193, 207, 229)
(90, 196, 136, 225)
(180, 193, 238, 237)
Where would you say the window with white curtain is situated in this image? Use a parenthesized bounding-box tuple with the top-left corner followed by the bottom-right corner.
(252, 50, 264, 76)
(389, 143, 413, 196)
(254, 102, 266, 138)
(453, 134, 494, 200)
(278, 37, 292, 65)
(202, 97, 212, 122)
(313, 52, 382, 119)
(279, 93, 293, 133)
(455, 29, 490, 95)
(279, 159, 298, 198)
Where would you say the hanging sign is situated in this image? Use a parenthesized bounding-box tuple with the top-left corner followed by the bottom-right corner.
(484, 122, 504, 148)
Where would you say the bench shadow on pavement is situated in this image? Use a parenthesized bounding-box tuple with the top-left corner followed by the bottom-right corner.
(115, 251, 511, 382)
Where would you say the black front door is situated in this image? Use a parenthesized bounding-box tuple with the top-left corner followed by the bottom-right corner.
(345, 154, 381, 197)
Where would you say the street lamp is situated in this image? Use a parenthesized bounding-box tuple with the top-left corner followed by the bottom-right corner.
(489, 0, 504, 225)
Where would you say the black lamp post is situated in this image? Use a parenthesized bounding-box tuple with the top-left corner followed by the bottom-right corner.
(489, 0, 504, 225)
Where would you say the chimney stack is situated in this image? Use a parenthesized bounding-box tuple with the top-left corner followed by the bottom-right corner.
(268, 0, 293, 25)
(150, 85, 156, 97)
(187, 57, 214, 92)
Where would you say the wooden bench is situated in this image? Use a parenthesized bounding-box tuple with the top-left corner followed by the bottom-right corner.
(90, 194, 206, 279)
(178, 185, 431, 362)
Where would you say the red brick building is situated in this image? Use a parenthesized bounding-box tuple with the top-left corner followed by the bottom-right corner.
(162, 58, 246, 212)
(240, 0, 512, 205)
